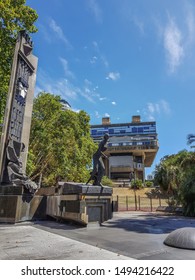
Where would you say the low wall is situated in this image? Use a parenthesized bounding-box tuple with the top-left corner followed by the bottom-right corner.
(46, 182, 113, 226)
(0, 185, 47, 223)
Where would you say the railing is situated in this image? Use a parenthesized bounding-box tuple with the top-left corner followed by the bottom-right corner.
(112, 195, 170, 212)
(108, 145, 158, 152)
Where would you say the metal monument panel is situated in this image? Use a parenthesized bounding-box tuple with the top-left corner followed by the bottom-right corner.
(0, 31, 38, 192)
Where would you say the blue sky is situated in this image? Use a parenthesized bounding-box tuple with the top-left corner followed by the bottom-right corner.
(26, 0, 195, 175)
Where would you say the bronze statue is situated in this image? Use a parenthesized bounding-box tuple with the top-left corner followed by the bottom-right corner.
(4, 138, 38, 193)
(86, 133, 109, 186)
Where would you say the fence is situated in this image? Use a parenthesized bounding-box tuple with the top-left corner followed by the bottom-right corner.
(112, 195, 170, 212)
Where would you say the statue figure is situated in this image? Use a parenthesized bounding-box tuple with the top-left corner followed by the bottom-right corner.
(86, 133, 109, 186)
(4, 137, 39, 193)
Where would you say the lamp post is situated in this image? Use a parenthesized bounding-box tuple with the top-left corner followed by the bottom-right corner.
(133, 155, 136, 189)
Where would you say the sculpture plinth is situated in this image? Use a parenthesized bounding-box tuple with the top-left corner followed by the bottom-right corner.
(46, 182, 113, 226)
(0, 31, 40, 223)
(0, 185, 46, 223)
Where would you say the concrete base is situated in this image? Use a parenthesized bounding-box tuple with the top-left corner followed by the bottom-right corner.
(0, 185, 46, 223)
(164, 227, 195, 250)
(46, 182, 113, 226)
(0, 182, 113, 225)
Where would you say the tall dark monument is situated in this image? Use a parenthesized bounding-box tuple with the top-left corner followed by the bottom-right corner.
(0, 31, 38, 191)
(0, 31, 46, 223)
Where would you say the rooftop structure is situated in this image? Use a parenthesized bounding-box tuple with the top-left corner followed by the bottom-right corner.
(60, 99, 71, 111)
(90, 116, 159, 181)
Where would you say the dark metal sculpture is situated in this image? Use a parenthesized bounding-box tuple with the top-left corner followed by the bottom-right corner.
(0, 31, 38, 193)
(86, 133, 109, 186)
(5, 138, 38, 193)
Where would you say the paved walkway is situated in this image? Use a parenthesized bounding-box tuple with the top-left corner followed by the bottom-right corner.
(0, 212, 195, 260)
(0, 222, 132, 260)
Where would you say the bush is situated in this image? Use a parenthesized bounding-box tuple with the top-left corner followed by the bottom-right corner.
(101, 176, 114, 187)
(131, 179, 143, 189)
(145, 180, 153, 188)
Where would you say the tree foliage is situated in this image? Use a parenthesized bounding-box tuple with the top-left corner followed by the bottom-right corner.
(0, 0, 38, 132)
(27, 92, 96, 187)
(154, 150, 195, 216)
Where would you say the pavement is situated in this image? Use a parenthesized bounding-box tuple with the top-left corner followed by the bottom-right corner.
(1, 211, 195, 260)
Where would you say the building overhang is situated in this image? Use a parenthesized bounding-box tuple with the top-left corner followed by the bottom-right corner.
(106, 145, 159, 167)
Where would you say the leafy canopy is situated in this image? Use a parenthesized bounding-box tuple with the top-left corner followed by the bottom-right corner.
(154, 150, 195, 216)
(27, 92, 96, 187)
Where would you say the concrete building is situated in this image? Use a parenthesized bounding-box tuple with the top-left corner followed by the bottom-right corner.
(90, 116, 159, 182)
(60, 99, 71, 111)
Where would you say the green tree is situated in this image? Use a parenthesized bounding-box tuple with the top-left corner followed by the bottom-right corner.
(154, 151, 188, 194)
(178, 151, 195, 216)
(27, 92, 96, 187)
(0, 0, 38, 133)
(154, 150, 195, 216)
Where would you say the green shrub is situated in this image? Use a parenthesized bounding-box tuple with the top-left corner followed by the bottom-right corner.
(131, 179, 143, 189)
(101, 176, 114, 187)
(145, 180, 153, 188)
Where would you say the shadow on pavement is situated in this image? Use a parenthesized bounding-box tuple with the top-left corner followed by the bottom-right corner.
(101, 213, 195, 234)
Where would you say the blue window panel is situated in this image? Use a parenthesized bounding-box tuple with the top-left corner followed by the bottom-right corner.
(138, 128, 143, 133)
(108, 128, 114, 134)
(132, 127, 137, 133)
(91, 130, 97, 135)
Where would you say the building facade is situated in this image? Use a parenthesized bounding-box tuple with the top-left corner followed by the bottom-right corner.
(60, 99, 71, 111)
(90, 116, 159, 182)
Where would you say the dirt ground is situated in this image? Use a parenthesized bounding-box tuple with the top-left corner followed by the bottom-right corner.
(112, 187, 153, 197)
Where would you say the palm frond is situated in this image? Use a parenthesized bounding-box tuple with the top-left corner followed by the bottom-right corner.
(187, 134, 195, 145)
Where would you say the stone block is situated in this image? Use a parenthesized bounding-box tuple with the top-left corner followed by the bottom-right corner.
(60, 182, 113, 196)
(0, 185, 46, 223)
(46, 182, 113, 225)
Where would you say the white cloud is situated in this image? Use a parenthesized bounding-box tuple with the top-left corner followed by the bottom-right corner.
(185, 3, 195, 45)
(90, 56, 98, 64)
(164, 17, 184, 73)
(49, 19, 72, 49)
(36, 69, 107, 105)
(38, 23, 52, 43)
(144, 99, 171, 120)
(99, 97, 107, 101)
(104, 113, 110, 117)
(84, 79, 92, 86)
(56, 79, 78, 99)
(87, 0, 102, 23)
(92, 41, 109, 68)
(111, 101, 116, 105)
(36, 69, 79, 101)
(95, 111, 101, 118)
(132, 16, 145, 35)
(79, 79, 106, 103)
(60, 58, 75, 79)
(160, 99, 171, 114)
(161, 6, 195, 74)
(106, 72, 120, 81)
